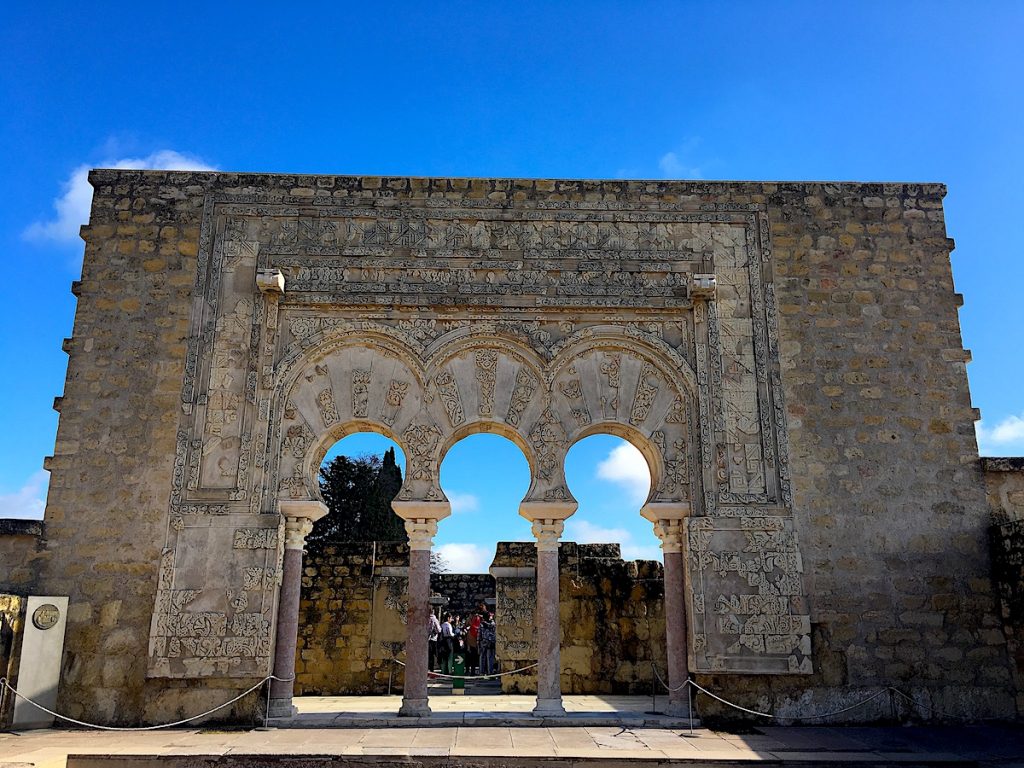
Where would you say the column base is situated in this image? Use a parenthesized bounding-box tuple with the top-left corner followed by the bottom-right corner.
(665, 698, 695, 718)
(266, 698, 297, 719)
(398, 697, 432, 717)
(532, 697, 566, 716)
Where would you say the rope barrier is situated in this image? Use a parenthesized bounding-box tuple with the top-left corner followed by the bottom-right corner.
(650, 670, 992, 723)
(0, 675, 289, 732)
(390, 658, 539, 681)
(2, 669, 997, 730)
(686, 678, 889, 720)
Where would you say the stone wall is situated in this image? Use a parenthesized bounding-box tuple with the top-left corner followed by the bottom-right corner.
(5, 171, 1015, 723)
(432, 573, 495, 620)
(0, 520, 44, 593)
(986, 457, 1024, 716)
(295, 542, 408, 695)
(493, 542, 667, 695)
(984, 457, 1024, 524)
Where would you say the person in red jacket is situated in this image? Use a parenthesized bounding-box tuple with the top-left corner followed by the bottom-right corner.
(466, 612, 482, 676)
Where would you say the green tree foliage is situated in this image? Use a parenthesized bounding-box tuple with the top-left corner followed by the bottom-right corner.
(308, 448, 405, 552)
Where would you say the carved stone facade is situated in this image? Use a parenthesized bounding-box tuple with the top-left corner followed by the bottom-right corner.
(5, 172, 1017, 724)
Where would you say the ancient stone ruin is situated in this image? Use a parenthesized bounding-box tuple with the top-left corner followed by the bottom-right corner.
(0, 172, 1021, 725)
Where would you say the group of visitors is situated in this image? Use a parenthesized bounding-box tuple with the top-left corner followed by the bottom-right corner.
(427, 601, 497, 678)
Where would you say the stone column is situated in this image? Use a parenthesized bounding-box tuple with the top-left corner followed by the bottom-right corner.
(642, 502, 691, 716)
(393, 500, 451, 717)
(520, 501, 576, 716)
(268, 499, 327, 718)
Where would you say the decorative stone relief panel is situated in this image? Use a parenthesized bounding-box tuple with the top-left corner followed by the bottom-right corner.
(151, 188, 807, 679)
(685, 516, 812, 674)
(495, 577, 539, 673)
(148, 513, 280, 678)
(368, 575, 408, 659)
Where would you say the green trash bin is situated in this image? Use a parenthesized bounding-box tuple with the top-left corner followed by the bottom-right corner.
(452, 649, 466, 695)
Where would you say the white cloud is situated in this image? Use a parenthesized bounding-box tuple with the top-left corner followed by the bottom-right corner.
(24, 149, 217, 244)
(0, 470, 49, 520)
(565, 518, 631, 544)
(622, 543, 663, 561)
(977, 413, 1024, 455)
(435, 543, 493, 573)
(658, 151, 702, 180)
(596, 442, 651, 505)
(447, 491, 480, 514)
(564, 519, 662, 562)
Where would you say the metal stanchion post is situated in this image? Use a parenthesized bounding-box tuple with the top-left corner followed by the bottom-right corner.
(688, 680, 694, 735)
(650, 661, 657, 714)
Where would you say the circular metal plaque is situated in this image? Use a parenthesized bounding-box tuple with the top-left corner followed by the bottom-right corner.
(32, 603, 60, 630)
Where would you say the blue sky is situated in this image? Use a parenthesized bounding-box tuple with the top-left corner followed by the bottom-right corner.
(1, 4, 1022, 570)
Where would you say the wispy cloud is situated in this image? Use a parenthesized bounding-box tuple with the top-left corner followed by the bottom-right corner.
(977, 412, 1024, 455)
(658, 137, 704, 179)
(435, 542, 493, 573)
(0, 470, 49, 519)
(564, 518, 662, 562)
(447, 491, 480, 514)
(596, 442, 651, 505)
(23, 149, 216, 245)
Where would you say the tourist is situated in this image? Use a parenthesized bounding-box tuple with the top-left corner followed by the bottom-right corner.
(466, 612, 481, 675)
(439, 613, 454, 675)
(479, 612, 496, 676)
(428, 610, 441, 672)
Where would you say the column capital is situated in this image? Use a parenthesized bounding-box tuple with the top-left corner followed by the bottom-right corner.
(531, 519, 564, 552)
(404, 519, 438, 551)
(641, 502, 691, 555)
(279, 500, 328, 551)
(283, 517, 313, 550)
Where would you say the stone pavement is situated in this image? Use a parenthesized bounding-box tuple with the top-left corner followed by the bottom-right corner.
(2, 722, 1024, 768)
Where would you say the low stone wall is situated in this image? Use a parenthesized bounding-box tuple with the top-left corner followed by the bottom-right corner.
(296, 540, 667, 696)
(432, 574, 495, 620)
(985, 457, 1024, 716)
(295, 541, 409, 696)
(494, 542, 666, 695)
(0, 520, 44, 594)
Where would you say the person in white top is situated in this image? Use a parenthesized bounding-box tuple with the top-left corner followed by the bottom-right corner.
(439, 614, 455, 675)
(428, 612, 441, 672)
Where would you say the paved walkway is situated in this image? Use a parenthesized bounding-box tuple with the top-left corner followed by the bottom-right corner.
(3, 694, 1022, 766)
(3, 722, 1023, 767)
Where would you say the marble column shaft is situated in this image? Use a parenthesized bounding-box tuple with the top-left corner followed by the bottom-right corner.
(532, 519, 565, 715)
(401, 545, 432, 713)
(268, 511, 320, 717)
(663, 545, 689, 713)
(398, 517, 438, 717)
(649, 514, 689, 716)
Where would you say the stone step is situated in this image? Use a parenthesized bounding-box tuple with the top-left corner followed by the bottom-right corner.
(269, 710, 702, 729)
(66, 753, 978, 768)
